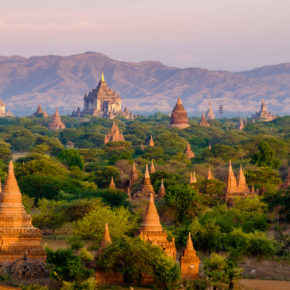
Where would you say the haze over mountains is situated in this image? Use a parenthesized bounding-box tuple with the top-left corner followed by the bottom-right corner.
(0, 51, 289, 116)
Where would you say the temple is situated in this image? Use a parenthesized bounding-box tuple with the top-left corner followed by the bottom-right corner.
(76, 73, 134, 119)
(130, 161, 139, 185)
(0, 161, 46, 263)
(134, 164, 155, 198)
(48, 108, 65, 130)
(104, 122, 125, 144)
(205, 103, 215, 120)
(158, 179, 166, 197)
(139, 193, 176, 260)
(148, 136, 154, 147)
(0, 99, 13, 117)
(180, 233, 200, 280)
(237, 119, 244, 130)
(150, 159, 156, 174)
(96, 223, 112, 255)
(184, 143, 195, 159)
(71, 106, 81, 118)
(254, 99, 276, 122)
(207, 167, 214, 180)
(199, 113, 210, 127)
(225, 161, 250, 202)
(189, 171, 197, 184)
(109, 177, 116, 190)
(169, 98, 190, 129)
(32, 104, 48, 118)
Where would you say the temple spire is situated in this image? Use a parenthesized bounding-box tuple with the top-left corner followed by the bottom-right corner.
(109, 176, 116, 190)
(207, 167, 213, 180)
(186, 232, 194, 251)
(185, 143, 195, 159)
(101, 72, 105, 82)
(150, 159, 156, 174)
(148, 135, 154, 147)
(158, 179, 166, 197)
(130, 161, 139, 184)
(190, 171, 197, 184)
(97, 223, 112, 254)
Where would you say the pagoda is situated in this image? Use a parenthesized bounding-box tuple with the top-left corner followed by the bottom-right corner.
(237, 119, 244, 130)
(199, 113, 210, 127)
(169, 98, 190, 129)
(134, 164, 155, 198)
(225, 161, 250, 203)
(205, 103, 215, 120)
(207, 167, 214, 180)
(104, 122, 125, 144)
(139, 193, 176, 260)
(130, 161, 139, 185)
(96, 223, 112, 255)
(48, 108, 65, 130)
(254, 99, 276, 122)
(150, 159, 156, 174)
(180, 233, 200, 280)
(148, 136, 154, 147)
(184, 143, 195, 159)
(109, 177, 116, 190)
(189, 171, 197, 185)
(71, 106, 81, 118)
(158, 179, 166, 198)
(33, 104, 48, 118)
(0, 161, 46, 263)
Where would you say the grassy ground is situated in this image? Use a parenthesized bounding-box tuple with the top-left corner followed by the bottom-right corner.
(238, 279, 290, 290)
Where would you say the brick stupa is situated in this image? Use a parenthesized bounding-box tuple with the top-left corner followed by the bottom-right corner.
(237, 119, 244, 130)
(205, 103, 215, 120)
(225, 161, 250, 203)
(184, 143, 195, 159)
(96, 223, 112, 255)
(33, 104, 48, 118)
(199, 113, 210, 127)
(180, 232, 200, 280)
(0, 161, 46, 263)
(150, 159, 156, 174)
(48, 108, 65, 130)
(207, 167, 214, 180)
(134, 164, 155, 198)
(189, 171, 197, 185)
(158, 179, 166, 198)
(148, 136, 154, 147)
(139, 193, 176, 260)
(169, 98, 190, 129)
(109, 177, 116, 190)
(130, 161, 139, 185)
(104, 122, 125, 144)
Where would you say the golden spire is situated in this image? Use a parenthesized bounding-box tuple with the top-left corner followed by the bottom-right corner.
(207, 167, 213, 180)
(186, 232, 194, 251)
(226, 160, 238, 194)
(140, 193, 163, 232)
(237, 165, 248, 191)
(101, 72, 105, 82)
(144, 164, 151, 182)
(158, 179, 166, 197)
(190, 171, 197, 184)
(130, 160, 139, 183)
(97, 223, 112, 254)
(150, 159, 156, 174)
(109, 176, 116, 190)
(148, 135, 154, 147)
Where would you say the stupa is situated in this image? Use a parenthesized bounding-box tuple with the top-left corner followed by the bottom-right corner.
(237, 119, 244, 130)
(207, 167, 214, 180)
(150, 159, 156, 174)
(199, 113, 210, 127)
(189, 171, 197, 184)
(48, 108, 65, 130)
(254, 99, 276, 122)
(169, 98, 190, 129)
(180, 233, 200, 280)
(148, 136, 154, 147)
(130, 161, 139, 184)
(158, 179, 166, 198)
(184, 143, 195, 159)
(96, 223, 112, 255)
(134, 164, 155, 198)
(71, 106, 81, 118)
(0, 161, 46, 263)
(225, 161, 250, 203)
(109, 177, 116, 190)
(33, 105, 48, 118)
(139, 193, 176, 260)
(205, 103, 215, 120)
(104, 122, 125, 144)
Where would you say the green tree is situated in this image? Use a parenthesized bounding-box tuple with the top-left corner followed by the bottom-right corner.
(0, 140, 11, 162)
(58, 149, 84, 169)
(252, 141, 280, 168)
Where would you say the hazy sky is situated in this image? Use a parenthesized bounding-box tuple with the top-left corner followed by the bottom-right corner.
(1, 0, 290, 71)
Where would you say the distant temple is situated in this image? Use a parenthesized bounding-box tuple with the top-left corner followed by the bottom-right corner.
(169, 98, 190, 129)
(225, 161, 251, 203)
(130, 161, 139, 185)
(158, 179, 166, 197)
(0, 161, 45, 263)
(32, 104, 48, 118)
(148, 135, 155, 147)
(199, 113, 210, 127)
(205, 103, 215, 120)
(237, 118, 244, 130)
(253, 99, 276, 122)
(134, 164, 155, 198)
(184, 143, 195, 159)
(0, 99, 13, 117)
(104, 122, 125, 144)
(48, 108, 65, 130)
(73, 73, 135, 119)
(189, 171, 197, 185)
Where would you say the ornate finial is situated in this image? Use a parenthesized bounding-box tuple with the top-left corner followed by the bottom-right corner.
(186, 232, 194, 251)
(101, 72, 105, 82)
(177, 97, 182, 105)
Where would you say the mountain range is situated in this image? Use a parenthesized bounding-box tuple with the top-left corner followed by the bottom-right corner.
(0, 51, 289, 116)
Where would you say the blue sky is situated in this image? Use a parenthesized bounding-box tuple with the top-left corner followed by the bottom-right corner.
(1, 0, 290, 71)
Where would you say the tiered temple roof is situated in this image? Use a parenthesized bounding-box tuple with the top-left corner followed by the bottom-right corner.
(33, 104, 48, 117)
(158, 179, 166, 198)
(254, 99, 276, 122)
(199, 113, 210, 127)
(169, 98, 190, 129)
(180, 233, 200, 280)
(237, 119, 244, 130)
(0, 161, 46, 263)
(104, 122, 125, 144)
(134, 164, 155, 198)
(150, 159, 156, 174)
(184, 143, 195, 159)
(205, 103, 215, 120)
(148, 136, 154, 147)
(48, 108, 65, 130)
(139, 193, 176, 260)
(225, 161, 250, 202)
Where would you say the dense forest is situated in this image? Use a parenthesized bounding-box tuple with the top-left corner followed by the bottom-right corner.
(0, 113, 289, 289)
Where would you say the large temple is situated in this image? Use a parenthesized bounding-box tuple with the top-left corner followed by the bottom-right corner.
(48, 108, 66, 130)
(73, 73, 135, 119)
(169, 98, 190, 129)
(253, 99, 276, 122)
(0, 99, 13, 117)
(0, 161, 46, 263)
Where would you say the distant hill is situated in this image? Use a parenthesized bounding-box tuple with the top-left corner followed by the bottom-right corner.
(0, 51, 289, 116)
